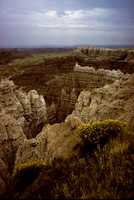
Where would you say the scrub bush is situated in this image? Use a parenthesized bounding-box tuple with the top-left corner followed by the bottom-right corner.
(76, 119, 126, 148)
(12, 158, 46, 196)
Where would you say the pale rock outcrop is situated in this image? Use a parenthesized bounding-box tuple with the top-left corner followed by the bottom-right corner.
(16, 89, 47, 138)
(0, 113, 26, 169)
(73, 46, 134, 62)
(0, 78, 47, 168)
(44, 64, 124, 122)
(73, 63, 124, 94)
(0, 79, 47, 198)
(28, 90, 46, 120)
(15, 114, 83, 165)
(57, 88, 77, 122)
(74, 63, 124, 79)
(15, 89, 31, 116)
(73, 73, 134, 126)
(0, 79, 47, 138)
(0, 79, 25, 125)
(47, 102, 57, 124)
(65, 114, 83, 129)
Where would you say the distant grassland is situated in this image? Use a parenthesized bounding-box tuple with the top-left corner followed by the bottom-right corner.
(0, 50, 72, 79)
(8, 51, 72, 67)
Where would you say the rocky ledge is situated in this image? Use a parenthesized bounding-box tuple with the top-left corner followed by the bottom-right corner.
(73, 46, 134, 62)
(44, 63, 125, 122)
(0, 79, 48, 198)
(73, 73, 134, 126)
(10, 71, 134, 167)
(0, 60, 134, 198)
(0, 78, 47, 178)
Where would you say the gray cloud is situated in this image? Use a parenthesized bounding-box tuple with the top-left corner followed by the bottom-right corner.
(0, 0, 134, 47)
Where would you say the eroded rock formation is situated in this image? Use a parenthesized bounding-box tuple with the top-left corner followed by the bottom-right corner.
(14, 71, 134, 166)
(0, 79, 47, 196)
(44, 63, 124, 122)
(0, 47, 132, 124)
(73, 46, 134, 62)
(15, 114, 83, 165)
(73, 73, 134, 126)
(0, 79, 47, 139)
(73, 46, 134, 73)
(0, 47, 134, 199)
(14, 70, 134, 166)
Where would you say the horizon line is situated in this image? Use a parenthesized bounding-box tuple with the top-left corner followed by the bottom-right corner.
(0, 44, 134, 49)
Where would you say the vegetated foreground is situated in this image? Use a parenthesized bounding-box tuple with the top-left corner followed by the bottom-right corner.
(0, 47, 134, 199)
(6, 120, 134, 199)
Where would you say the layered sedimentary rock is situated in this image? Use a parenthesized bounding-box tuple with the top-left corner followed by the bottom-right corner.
(0, 79, 47, 139)
(73, 63, 124, 93)
(73, 73, 134, 126)
(73, 47, 134, 73)
(14, 73, 134, 166)
(0, 79, 26, 170)
(73, 46, 134, 62)
(1, 47, 134, 198)
(1, 47, 132, 123)
(15, 114, 83, 165)
(16, 89, 47, 138)
(0, 79, 47, 198)
(14, 67, 133, 166)
(44, 63, 124, 122)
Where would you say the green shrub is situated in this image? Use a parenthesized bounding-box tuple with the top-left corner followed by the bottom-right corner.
(76, 119, 126, 148)
(18, 140, 134, 199)
(12, 158, 46, 196)
(12, 158, 46, 178)
(7, 128, 134, 199)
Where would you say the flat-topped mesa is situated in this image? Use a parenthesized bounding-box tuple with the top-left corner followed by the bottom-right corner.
(74, 62, 124, 79)
(77, 46, 134, 52)
(73, 46, 134, 63)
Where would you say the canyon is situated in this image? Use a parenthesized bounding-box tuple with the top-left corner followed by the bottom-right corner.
(0, 46, 134, 198)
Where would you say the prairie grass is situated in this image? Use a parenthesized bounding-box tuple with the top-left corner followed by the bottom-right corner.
(5, 52, 72, 68)
(0, 51, 72, 79)
(6, 123, 134, 199)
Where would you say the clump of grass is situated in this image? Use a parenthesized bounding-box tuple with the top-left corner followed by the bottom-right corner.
(6, 123, 134, 199)
(19, 132, 134, 199)
(76, 119, 126, 150)
(12, 158, 46, 178)
(11, 158, 46, 197)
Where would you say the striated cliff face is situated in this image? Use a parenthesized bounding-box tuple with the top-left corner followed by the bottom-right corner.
(15, 114, 83, 165)
(44, 63, 124, 122)
(73, 46, 134, 62)
(14, 72, 134, 166)
(73, 73, 134, 126)
(0, 79, 47, 195)
(0, 79, 26, 170)
(73, 63, 124, 93)
(0, 79, 47, 139)
(0, 47, 134, 199)
(1, 47, 132, 123)
(16, 89, 47, 138)
(73, 46, 134, 74)
(0, 66, 132, 168)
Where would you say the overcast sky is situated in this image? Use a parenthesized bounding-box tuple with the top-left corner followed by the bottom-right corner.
(0, 0, 134, 47)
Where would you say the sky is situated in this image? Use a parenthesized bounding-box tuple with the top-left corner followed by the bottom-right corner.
(0, 0, 134, 47)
